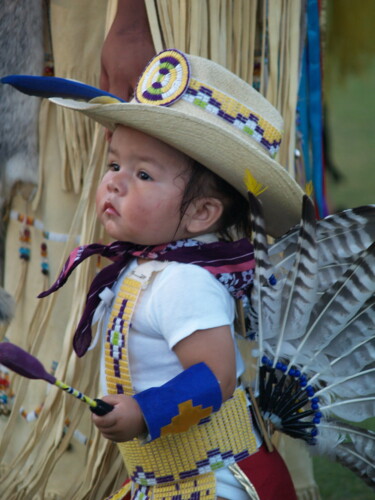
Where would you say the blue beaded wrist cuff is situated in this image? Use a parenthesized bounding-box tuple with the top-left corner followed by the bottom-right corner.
(133, 363, 222, 441)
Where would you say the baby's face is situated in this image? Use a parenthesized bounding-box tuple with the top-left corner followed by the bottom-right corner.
(96, 126, 192, 245)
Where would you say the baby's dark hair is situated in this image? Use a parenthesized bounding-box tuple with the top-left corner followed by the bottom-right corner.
(180, 160, 252, 240)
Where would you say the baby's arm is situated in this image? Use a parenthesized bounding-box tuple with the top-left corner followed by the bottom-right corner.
(92, 324, 236, 442)
(173, 324, 236, 402)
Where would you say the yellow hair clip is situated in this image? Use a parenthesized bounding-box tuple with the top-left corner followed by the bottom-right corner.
(244, 169, 268, 196)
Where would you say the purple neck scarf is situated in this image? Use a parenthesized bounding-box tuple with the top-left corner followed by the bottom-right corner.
(39, 238, 255, 357)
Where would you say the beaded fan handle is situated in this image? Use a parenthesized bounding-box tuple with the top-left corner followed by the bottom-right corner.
(0, 342, 113, 416)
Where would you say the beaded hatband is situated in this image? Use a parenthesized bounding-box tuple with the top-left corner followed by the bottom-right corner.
(135, 49, 281, 158)
(182, 79, 281, 158)
(104, 264, 257, 500)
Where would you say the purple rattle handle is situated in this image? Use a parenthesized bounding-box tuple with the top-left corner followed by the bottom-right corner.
(0, 342, 114, 415)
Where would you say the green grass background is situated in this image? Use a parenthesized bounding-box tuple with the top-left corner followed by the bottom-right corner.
(324, 60, 375, 210)
(313, 418, 375, 499)
(312, 59, 375, 499)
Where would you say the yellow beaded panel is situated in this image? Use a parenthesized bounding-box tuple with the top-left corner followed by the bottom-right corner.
(117, 389, 257, 487)
(105, 277, 143, 396)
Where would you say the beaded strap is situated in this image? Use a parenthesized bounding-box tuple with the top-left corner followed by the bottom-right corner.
(183, 79, 281, 158)
(105, 261, 167, 396)
(105, 276, 142, 396)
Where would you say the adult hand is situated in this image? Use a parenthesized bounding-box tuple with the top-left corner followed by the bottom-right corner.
(100, 0, 156, 101)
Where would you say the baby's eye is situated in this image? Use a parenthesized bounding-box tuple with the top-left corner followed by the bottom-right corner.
(137, 171, 153, 181)
(107, 162, 121, 172)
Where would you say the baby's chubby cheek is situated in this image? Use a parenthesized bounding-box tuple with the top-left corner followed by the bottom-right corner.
(96, 192, 104, 210)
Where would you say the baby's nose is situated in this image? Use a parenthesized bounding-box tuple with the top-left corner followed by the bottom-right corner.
(107, 173, 128, 194)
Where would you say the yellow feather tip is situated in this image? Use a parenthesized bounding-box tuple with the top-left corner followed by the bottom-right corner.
(305, 181, 314, 197)
(244, 170, 268, 196)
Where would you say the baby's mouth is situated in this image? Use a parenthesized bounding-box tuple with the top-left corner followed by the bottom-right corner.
(103, 201, 119, 216)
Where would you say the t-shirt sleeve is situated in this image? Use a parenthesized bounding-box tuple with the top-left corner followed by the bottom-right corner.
(144, 262, 235, 349)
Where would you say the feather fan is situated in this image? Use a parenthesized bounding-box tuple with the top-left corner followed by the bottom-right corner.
(246, 192, 375, 490)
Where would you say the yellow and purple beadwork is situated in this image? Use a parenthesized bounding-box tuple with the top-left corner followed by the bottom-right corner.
(135, 49, 282, 158)
(182, 79, 282, 158)
(136, 49, 190, 106)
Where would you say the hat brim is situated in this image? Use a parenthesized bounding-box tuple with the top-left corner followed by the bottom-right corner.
(51, 98, 304, 238)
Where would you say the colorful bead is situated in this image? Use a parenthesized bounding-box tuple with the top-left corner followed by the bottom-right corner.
(19, 247, 31, 260)
(11, 210, 77, 243)
(40, 242, 49, 275)
(0, 377, 9, 389)
(20, 405, 43, 422)
(41, 243, 47, 257)
(20, 228, 31, 242)
(268, 274, 277, 285)
(0, 369, 12, 416)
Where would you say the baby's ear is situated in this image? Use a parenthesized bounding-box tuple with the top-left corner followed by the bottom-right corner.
(186, 197, 224, 234)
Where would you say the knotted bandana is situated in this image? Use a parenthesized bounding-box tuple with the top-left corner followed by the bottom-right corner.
(39, 238, 255, 357)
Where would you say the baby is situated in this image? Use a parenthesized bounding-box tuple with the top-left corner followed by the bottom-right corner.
(16, 49, 304, 499)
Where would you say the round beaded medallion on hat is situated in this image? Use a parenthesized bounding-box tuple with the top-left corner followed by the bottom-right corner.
(135, 49, 190, 107)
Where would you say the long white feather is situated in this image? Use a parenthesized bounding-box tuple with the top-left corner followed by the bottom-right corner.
(306, 300, 375, 385)
(247, 192, 275, 389)
(320, 397, 375, 421)
(335, 445, 375, 486)
(328, 336, 375, 375)
(269, 206, 375, 302)
(287, 243, 375, 371)
(315, 367, 375, 398)
(270, 205, 375, 266)
(324, 298, 375, 357)
(314, 421, 375, 482)
(272, 197, 318, 365)
(318, 422, 375, 452)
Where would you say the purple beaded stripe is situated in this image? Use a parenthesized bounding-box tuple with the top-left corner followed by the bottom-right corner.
(106, 296, 129, 394)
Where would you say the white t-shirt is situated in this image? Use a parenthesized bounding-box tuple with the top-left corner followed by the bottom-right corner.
(100, 259, 245, 393)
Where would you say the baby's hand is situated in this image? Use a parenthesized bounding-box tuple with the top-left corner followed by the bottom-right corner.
(91, 394, 146, 442)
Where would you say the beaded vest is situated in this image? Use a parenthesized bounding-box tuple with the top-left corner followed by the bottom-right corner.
(103, 262, 257, 500)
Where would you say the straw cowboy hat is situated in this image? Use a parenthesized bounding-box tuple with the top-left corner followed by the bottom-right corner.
(3, 49, 305, 237)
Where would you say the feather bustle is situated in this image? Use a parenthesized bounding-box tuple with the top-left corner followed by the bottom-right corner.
(247, 196, 375, 488)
